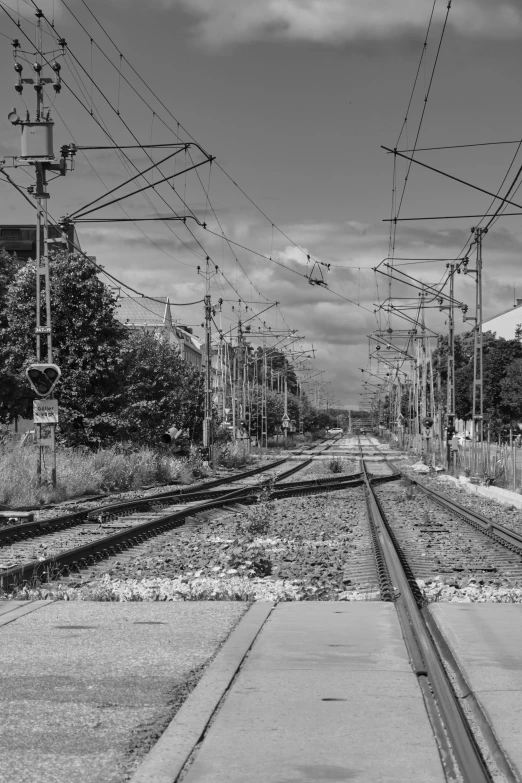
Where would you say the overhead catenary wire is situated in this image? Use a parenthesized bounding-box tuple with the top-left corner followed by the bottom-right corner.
(1, 6, 211, 273)
(388, 0, 452, 264)
(48, 0, 333, 276)
(17, 1, 372, 337)
(398, 139, 522, 153)
(45, 98, 200, 270)
(1, 4, 338, 378)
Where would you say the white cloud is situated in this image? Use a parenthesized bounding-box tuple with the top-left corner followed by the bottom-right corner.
(75, 213, 522, 405)
(162, 0, 522, 47)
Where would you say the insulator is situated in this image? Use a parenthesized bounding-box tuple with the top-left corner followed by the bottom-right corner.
(53, 83, 61, 93)
(33, 62, 42, 72)
(51, 61, 61, 72)
(58, 38, 67, 48)
(14, 61, 23, 93)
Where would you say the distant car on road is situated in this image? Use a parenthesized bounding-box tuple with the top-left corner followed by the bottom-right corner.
(326, 428, 343, 436)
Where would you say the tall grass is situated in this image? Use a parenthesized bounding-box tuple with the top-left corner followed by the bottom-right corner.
(214, 441, 253, 469)
(0, 442, 184, 508)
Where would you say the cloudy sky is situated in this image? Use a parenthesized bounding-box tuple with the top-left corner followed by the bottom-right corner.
(1, 0, 521, 407)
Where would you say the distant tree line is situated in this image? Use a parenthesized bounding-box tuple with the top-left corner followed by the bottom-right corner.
(0, 249, 339, 448)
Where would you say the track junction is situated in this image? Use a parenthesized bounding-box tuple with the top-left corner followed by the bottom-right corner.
(3, 433, 522, 782)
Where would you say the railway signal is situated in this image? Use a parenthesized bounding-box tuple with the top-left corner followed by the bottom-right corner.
(161, 425, 182, 444)
(26, 363, 61, 397)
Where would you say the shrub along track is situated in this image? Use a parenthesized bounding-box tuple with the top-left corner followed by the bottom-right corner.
(0, 438, 359, 591)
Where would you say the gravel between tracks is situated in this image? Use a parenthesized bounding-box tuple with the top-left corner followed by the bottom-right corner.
(11, 487, 380, 602)
(278, 459, 359, 482)
(390, 461, 522, 603)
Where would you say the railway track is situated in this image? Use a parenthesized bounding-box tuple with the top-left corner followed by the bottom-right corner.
(0, 437, 355, 590)
(7, 430, 516, 779)
(363, 435, 522, 584)
(358, 437, 514, 782)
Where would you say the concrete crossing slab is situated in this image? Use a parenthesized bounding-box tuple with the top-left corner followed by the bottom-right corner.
(429, 604, 522, 780)
(175, 603, 444, 783)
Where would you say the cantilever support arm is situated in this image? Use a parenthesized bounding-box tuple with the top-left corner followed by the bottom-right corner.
(382, 145, 522, 212)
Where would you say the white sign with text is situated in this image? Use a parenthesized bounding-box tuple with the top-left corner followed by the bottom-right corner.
(33, 399, 59, 424)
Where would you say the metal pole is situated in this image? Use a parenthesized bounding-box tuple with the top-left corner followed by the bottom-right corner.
(471, 228, 484, 475)
(231, 348, 237, 439)
(262, 345, 267, 447)
(283, 370, 288, 441)
(203, 294, 212, 456)
(446, 264, 456, 469)
(35, 193, 43, 485)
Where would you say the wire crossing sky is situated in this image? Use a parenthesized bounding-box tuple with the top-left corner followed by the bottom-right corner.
(1, 0, 521, 405)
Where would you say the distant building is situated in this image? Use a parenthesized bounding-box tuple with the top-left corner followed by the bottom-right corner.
(483, 299, 522, 340)
(115, 296, 203, 367)
(0, 223, 79, 260)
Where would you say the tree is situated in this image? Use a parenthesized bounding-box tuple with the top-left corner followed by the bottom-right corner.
(483, 338, 522, 424)
(114, 329, 204, 445)
(252, 347, 298, 395)
(3, 251, 126, 445)
(0, 249, 24, 423)
(500, 358, 522, 423)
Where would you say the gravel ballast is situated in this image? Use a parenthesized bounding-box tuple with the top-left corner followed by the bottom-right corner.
(10, 487, 380, 602)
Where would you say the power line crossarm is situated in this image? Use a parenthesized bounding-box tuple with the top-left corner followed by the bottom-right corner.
(67, 146, 191, 218)
(72, 159, 213, 220)
(382, 146, 522, 212)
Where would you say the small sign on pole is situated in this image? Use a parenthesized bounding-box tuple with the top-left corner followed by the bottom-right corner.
(281, 413, 290, 428)
(33, 399, 59, 424)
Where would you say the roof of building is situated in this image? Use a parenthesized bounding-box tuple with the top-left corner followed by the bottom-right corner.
(116, 296, 202, 352)
(116, 296, 170, 326)
(484, 302, 522, 324)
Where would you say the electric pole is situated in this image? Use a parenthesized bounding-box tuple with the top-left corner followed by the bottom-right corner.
(447, 264, 456, 467)
(203, 293, 213, 459)
(6, 27, 71, 487)
(470, 227, 485, 474)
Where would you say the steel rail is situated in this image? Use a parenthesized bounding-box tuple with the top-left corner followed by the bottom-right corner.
(363, 436, 519, 780)
(0, 436, 343, 546)
(0, 457, 285, 546)
(361, 457, 491, 782)
(367, 437, 522, 556)
(0, 440, 347, 588)
(0, 467, 362, 590)
(412, 480, 522, 555)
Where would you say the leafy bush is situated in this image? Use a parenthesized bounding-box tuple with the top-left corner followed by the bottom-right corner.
(327, 457, 344, 473)
(214, 441, 252, 469)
